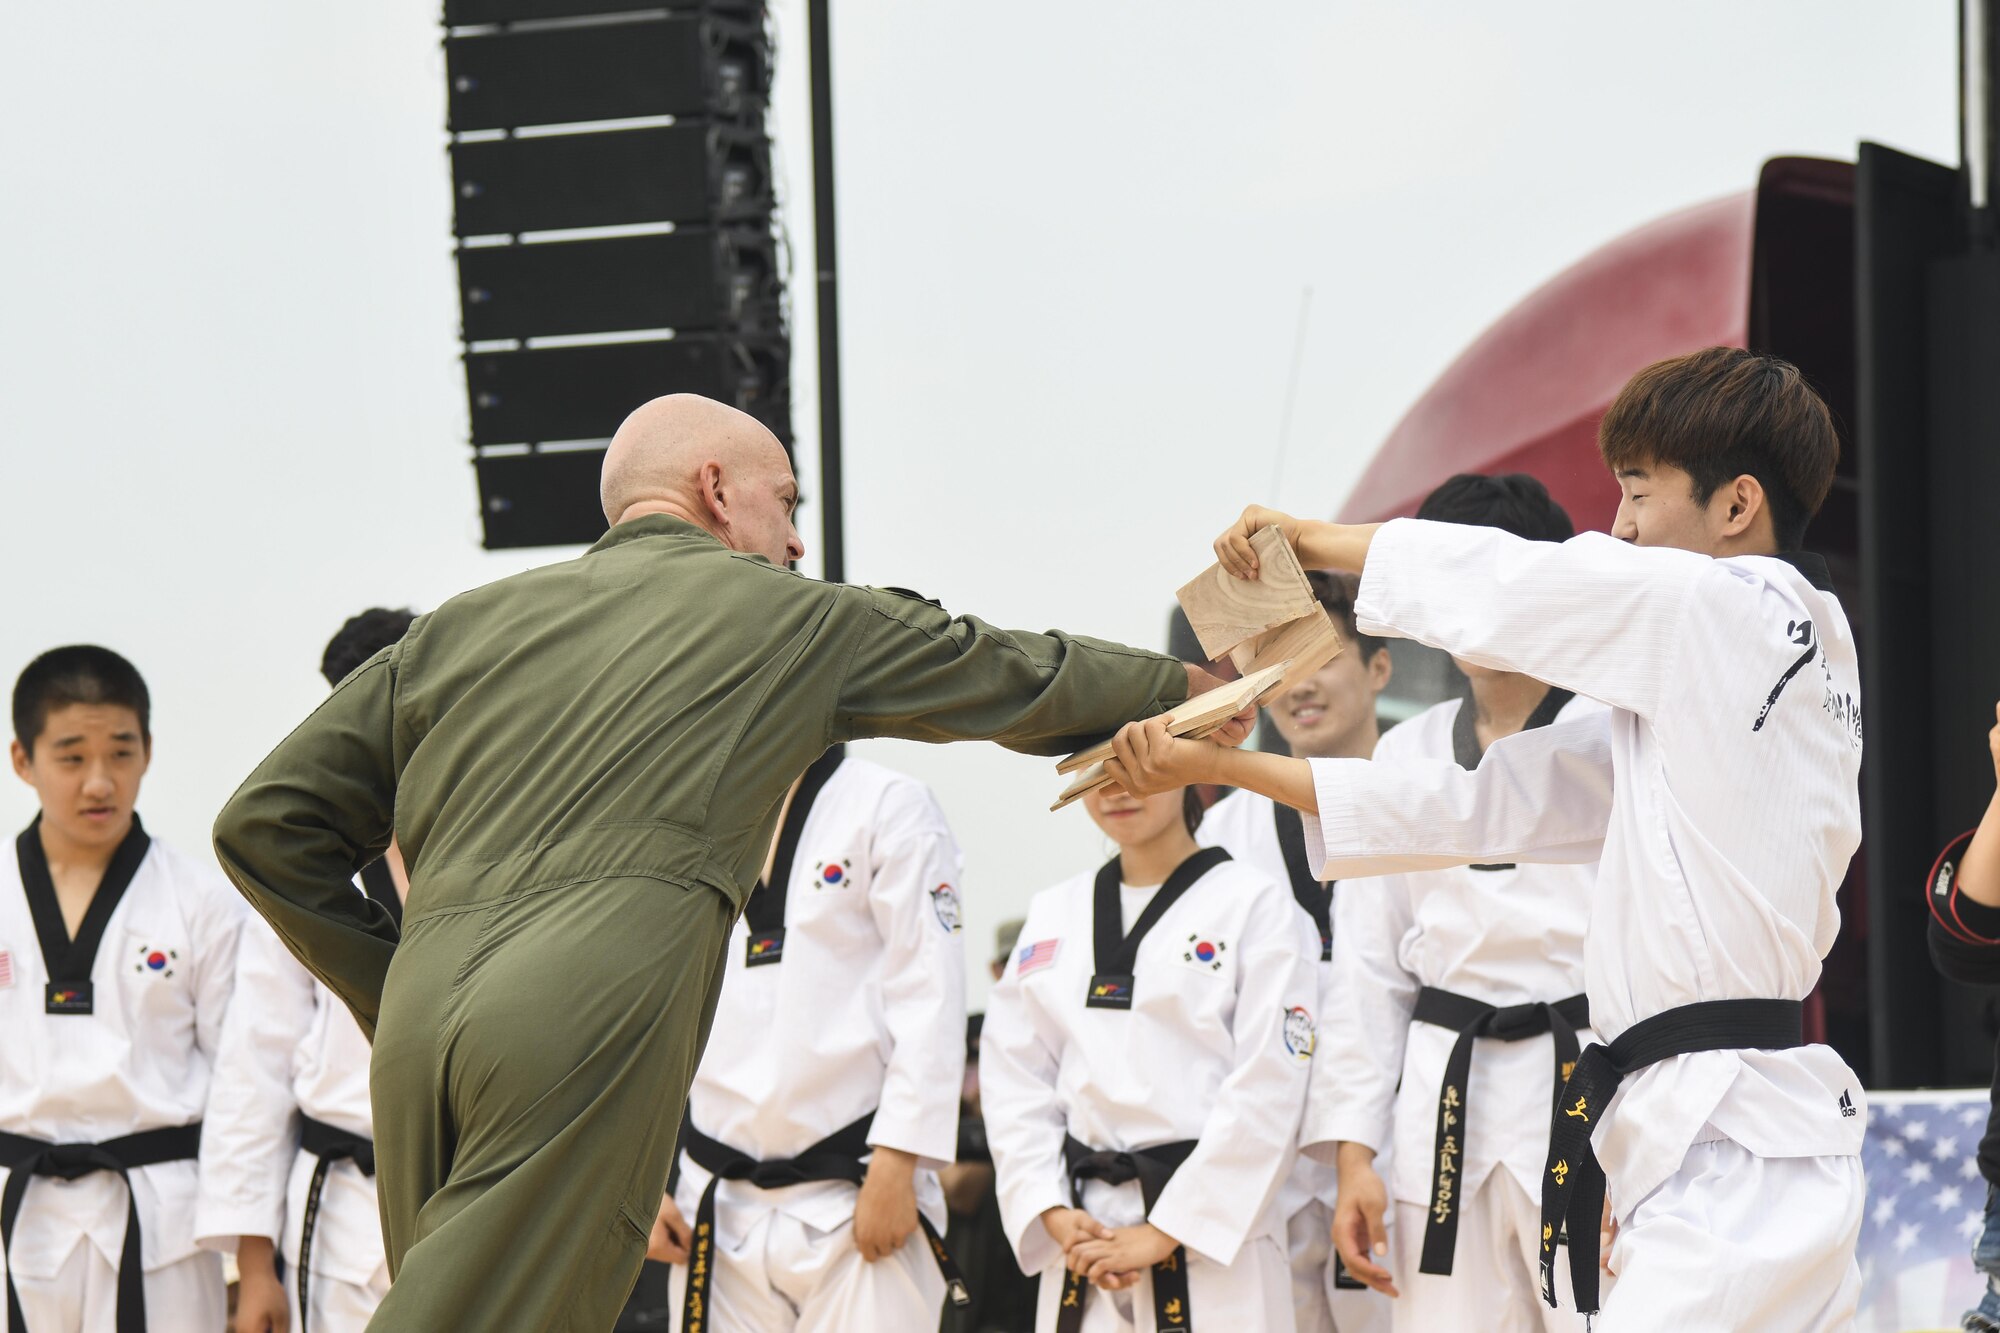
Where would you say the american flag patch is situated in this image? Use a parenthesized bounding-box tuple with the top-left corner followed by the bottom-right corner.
(1015, 939, 1059, 977)
(0, 950, 13, 990)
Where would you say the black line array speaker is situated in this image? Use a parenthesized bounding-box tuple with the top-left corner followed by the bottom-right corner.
(444, 1, 789, 549)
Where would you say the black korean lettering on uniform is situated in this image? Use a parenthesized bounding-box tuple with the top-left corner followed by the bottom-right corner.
(1752, 620, 1817, 733)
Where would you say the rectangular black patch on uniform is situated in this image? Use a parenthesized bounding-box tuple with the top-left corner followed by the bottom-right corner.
(1085, 973, 1134, 1010)
(45, 980, 93, 1015)
(744, 927, 786, 968)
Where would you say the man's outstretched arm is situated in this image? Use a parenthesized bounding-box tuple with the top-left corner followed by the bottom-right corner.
(1106, 711, 1612, 879)
(213, 649, 402, 1039)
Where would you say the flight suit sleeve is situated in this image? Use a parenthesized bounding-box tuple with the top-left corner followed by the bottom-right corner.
(1301, 875, 1418, 1164)
(1304, 711, 1615, 879)
(864, 782, 968, 1168)
(195, 922, 312, 1251)
(1148, 882, 1317, 1266)
(212, 649, 401, 1040)
(832, 588, 1189, 758)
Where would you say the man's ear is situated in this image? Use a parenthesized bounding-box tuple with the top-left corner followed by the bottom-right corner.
(10, 739, 32, 785)
(698, 460, 730, 531)
(1717, 474, 1765, 539)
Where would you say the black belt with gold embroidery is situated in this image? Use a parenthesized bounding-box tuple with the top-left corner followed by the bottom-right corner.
(1410, 986, 1588, 1276)
(1537, 998, 1803, 1318)
(677, 1110, 969, 1333)
(1056, 1135, 1197, 1333)
(295, 1116, 375, 1333)
(0, 1122, 202, 1333)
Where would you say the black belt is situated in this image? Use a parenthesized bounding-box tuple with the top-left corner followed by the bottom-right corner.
(1410, 986, 1589, 1276)
(1538, 998, 1804, 1318)
(295, 1116, 375, 1333)
(678, 1111, 969, 1333)
(0, 1122, 202, 1333)
(1056, 1135, 1197, 1333)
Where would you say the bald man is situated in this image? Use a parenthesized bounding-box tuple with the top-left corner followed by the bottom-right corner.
(212, 395, 1228, 1333)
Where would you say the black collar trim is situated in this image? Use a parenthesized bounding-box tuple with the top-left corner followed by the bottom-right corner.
(1771, 551, 1833, 592)
(16, 814, 152, 984)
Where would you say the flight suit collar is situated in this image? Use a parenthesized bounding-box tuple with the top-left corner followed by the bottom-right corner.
(587, 514, 722, 554)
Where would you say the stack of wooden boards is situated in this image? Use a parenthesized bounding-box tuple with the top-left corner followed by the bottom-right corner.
(1050, 527, 1345, 810)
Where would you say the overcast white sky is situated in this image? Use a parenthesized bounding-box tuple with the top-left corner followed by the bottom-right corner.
(0, 1, 1958, 1003)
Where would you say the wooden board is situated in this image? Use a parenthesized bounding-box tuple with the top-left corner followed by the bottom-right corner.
(1053, 661, 1289, 776)
(1234, 605, 1343, 690)
(1048, 661, 1293, 811)
(1175, 526, 1317, 661)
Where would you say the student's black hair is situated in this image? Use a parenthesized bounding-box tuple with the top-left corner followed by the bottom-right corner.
(1181, 787, 1206, 837)
(1305, 570, 1387, 662)
(12, 645, 151, 756)
(1415, 472, 1576, 544)
(321, 608, 419, 687)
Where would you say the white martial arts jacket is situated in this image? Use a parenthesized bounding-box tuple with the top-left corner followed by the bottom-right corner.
(1301, 519, 1867, 1216)
(673, 755, 966, 1247)
(1305, 695, 1601, 1207)
(982, 855, 1317, 1276)
(0, 825, 245, 1279)
(194, 915, 387, 1289)
(1196, 789, 1341, 1221)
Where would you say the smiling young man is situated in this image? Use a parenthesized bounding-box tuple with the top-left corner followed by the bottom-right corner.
(1105, 348, 1867, 1332)
(1195, 570, 1392, 1333)
(1, 646, 247, 1333)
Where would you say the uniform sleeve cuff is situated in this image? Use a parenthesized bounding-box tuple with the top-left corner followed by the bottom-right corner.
(867, 1115, 959, 1174)
(1145, 1190, 1246, 1269)
(1353, 518, 1419, 639)
(1300, 1111, 1390, 1166)
(1007, 1188, 1070, 1276)
(192, 1204, 281, 1254)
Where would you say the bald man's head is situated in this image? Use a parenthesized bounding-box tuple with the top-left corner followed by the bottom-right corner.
(599, 394, 804, 565)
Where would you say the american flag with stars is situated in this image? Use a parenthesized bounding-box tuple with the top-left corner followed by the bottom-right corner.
(1858, 1089, 1991, 1331)
(1014, 939, 1059, 978)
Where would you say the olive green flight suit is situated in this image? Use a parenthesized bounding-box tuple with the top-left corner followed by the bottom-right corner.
(211, 516, 1187, 1333)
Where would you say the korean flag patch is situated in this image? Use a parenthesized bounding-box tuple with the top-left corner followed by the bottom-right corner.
(1177, 932, 1228, 974)
(1282, 1005, 1316, 1062)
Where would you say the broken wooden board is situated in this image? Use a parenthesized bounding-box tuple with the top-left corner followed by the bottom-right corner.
(1231, 604, 1343, 687)
(1054, 661, 1290, 776)
(1176, 526, 1316, 661)
(1048, 661, 1294, 811)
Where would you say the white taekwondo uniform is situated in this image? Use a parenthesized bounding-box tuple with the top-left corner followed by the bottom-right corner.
(1299, 519, 1866, 1333)
(194, 863, 400, 1332)
(0, 816, 245, 1333)
(667, 751, 967, 1333)
(1308, 692, 1600, 1332)
(982, 848, 1317, 1333)
(1198, 791, 1389, 1333)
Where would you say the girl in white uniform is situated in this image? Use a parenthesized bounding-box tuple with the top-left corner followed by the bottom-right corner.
(982, 782, 1317, 1333)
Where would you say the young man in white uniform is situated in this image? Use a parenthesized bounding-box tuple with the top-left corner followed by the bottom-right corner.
(650, 746, 970, 1332)
(1196, 570, 1391, 1333)
(1311, 475, 1598, 1332)
(196, 610, 417, 1333)
(1, 646, 246, 1333)
(1106, 348, 1868, 1332)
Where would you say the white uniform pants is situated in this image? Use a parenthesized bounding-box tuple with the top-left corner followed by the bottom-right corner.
(1598, 1141, 1861, 1333)
(1390, 1170, 1586, 1333)
(8, 1240, 225, 1333)
(1032, 1233, 1294, 1333)
(286, 1262, 390, 1333)
(665, 1210, 944, 1333)
(1286, 1200, 1389, 1333)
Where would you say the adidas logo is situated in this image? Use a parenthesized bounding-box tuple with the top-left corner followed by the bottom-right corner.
(1838, 1090, 1857, 1118)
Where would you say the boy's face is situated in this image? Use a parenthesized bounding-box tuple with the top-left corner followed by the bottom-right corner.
(1611, 460, 1741, 556)
(9, 703, 150, 852)
(1268, 644, 1390, 760)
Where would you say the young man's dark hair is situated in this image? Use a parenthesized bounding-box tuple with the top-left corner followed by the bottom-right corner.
(321, 608, 419, 688)
(12, 645, 151, 755)
(1597, 346, 1838, 550)
(1414, 472, 1575, 545)
(1305, 570, 1387, 661)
